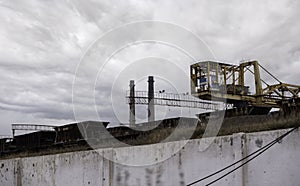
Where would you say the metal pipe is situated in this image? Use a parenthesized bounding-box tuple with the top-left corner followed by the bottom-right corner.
(129, 80, 136, 127)
(148, 76, 155, 122)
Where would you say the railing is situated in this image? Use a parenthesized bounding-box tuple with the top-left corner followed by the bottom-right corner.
(126, 90, 222, 110)
(11, 124, 55, 131)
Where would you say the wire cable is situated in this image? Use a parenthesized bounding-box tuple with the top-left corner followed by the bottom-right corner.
(205, 138, 277, 185)
(258, 63, 282, 83)
(187, 126, 298, 186)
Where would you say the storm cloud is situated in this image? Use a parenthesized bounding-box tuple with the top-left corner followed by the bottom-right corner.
(1, 0, 300, 135)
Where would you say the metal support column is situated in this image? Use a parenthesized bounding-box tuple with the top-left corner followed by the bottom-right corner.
(253, 61, 263, 103)
(239, 64, 245, 87)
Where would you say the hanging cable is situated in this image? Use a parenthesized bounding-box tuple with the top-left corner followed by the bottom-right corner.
(258, 63, 281, 83)
(187, 126, 298, 186)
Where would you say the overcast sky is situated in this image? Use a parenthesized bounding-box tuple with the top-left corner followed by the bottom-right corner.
(1, 0, 300, 135)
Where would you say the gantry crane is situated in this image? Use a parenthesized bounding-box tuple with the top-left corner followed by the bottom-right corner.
(190, 60, 300, 115)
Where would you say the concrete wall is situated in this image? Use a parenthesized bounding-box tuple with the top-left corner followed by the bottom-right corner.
(1, 128, 300, 186)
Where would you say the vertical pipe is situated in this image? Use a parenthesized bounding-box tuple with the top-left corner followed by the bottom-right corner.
(129, 80, 135, 127)
(148, 76, 155, 122)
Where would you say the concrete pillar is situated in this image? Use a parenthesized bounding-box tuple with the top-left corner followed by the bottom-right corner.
(148, 76, 155, 122)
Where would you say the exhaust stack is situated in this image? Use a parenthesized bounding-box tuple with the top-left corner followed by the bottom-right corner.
(129, 80, 135, 127)
(148, 76, 155, 122)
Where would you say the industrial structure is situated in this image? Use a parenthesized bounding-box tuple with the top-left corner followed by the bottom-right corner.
(11, 124, 55, 138)
(127, 76, 220, 126)
(191, 60, 300, 114)
(1, 60, 300, 158)
(127, 60, 300, 125)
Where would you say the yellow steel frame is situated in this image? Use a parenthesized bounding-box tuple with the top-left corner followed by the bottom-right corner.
(190, 60, 300, 107)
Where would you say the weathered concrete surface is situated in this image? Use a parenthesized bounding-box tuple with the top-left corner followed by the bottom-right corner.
(1, 128, 300, 186)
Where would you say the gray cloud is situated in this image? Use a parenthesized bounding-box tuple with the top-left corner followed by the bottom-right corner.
(0, 0, 300, 135)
